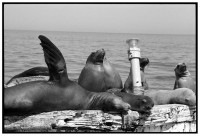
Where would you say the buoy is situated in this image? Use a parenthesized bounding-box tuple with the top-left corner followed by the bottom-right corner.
(126, 38, 144, 95)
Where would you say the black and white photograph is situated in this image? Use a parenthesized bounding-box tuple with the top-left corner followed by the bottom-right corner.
(3, 2, 197, 133)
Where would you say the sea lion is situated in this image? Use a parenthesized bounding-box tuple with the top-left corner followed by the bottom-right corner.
(5, 67, 49, 85)
(78, 49, 123, 92)
(4, 35, 131, 116)
(122, 57, 149, 93)
(144, 88, 196, 106)
(173, 63, 196, 93)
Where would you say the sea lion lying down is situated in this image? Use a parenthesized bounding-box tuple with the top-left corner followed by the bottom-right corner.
(174, 63, 196, 93)
(4, 35, 131, 116)
(144, 88, 196, 106)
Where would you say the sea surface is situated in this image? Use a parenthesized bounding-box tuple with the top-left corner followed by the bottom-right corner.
(4, 30, 196, 90)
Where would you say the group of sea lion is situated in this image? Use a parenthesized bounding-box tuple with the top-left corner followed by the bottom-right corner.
(4, 35, 196, 116)
(4, 35, 154, 116)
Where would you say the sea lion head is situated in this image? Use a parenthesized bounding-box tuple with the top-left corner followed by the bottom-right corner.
(174, 63, 190, 77)
(172, 88, 196, 106)
(140, 57, 149, 70)
(182, 88, 196, 106)
(114, 92, 154, 115)
(86, 49, 105, 65)
(137, 96, 154, 115)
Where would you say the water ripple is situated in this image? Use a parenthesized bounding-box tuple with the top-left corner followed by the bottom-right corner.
(4, 30, 196, 90)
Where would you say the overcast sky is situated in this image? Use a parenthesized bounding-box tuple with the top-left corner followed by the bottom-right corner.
(4, 4, 195, 35)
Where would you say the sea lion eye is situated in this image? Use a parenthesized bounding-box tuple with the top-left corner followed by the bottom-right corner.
(185, 98, 189, 102)
(58, 69, 64, 73)
(90, 52, 95, 56)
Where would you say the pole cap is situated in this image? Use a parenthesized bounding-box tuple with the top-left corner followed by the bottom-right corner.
(126, 38, 139, 48)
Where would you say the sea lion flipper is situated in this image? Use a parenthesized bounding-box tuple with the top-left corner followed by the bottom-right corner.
(38, 35, 69, 85)
(5, 67, 49, 85)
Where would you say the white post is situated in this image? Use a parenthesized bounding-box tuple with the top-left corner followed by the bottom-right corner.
(126, 38, 143, 94)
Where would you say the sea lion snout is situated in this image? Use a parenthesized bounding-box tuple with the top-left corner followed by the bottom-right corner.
(94, 49, 105, 62)
(87, 49, 105, 64)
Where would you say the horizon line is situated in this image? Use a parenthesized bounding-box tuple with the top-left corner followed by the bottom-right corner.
(4, 29, 195, 36)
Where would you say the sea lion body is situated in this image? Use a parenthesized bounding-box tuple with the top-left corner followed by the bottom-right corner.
(144, 88, 196, 106)
(4, 35, 130, 115)
(4, 81, 92, 114)
(78, 49, 123, 92)
(5, 81, 130, 115)
(103, 58, 123, 89)
(174, 63, 196, 93)
(123, 58, 149, 93)
(6, 67, 49, 85)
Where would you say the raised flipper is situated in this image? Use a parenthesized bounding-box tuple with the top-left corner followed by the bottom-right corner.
(38, 35, 69, 86)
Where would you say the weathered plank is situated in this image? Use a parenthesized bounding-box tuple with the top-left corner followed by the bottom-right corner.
(4, 104, 196, 132)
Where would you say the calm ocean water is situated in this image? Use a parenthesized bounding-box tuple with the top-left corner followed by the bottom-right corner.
(4, 30, 196, 90)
